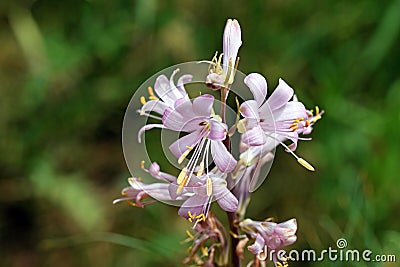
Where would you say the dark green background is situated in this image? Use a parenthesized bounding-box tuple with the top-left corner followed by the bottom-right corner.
(0, 0, 399, 266)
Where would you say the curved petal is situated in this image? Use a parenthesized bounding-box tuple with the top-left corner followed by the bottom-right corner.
(244, 73, 267, 107)
(154, 73, 183, 106)
(214, 186, 238, 212)
(265, 78, 294, 111)
(208, 120, 227, 141)
(241, 126, 266, 146)
(223, 19, 242, 76)
(248, 234, 265, 256)
(137, 124, 165, 143)
(210, 140, 237, 173)
(193, 94, 214, 117)
(162, 108, 187, 131)
(240, 100, 260, 119)
(169, 130, 203, 158)
(178, 194, 208, 219)
(140, 99, 169, 116)
(176, 74, 192, 98)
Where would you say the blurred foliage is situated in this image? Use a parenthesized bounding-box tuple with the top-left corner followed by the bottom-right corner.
(0, 0, 399, 266)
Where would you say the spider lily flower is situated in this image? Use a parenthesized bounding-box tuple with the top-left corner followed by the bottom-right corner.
(206, 18, 242, 90)
(138, 69, 192, 137)
(174, 170, 238, 224)
(239, 73, 323, 171)
(113, 177, 177, 208)
(240, 218, 297, 264)
(163, 94, 237, 190)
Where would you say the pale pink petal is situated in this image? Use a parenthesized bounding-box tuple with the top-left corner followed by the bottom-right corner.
(208, 120, 227, 141)
(210, 141, 237, 173)
(248, 234, 265, 256)
(265, 78, 294, 111)
(214, 186, 238, 212)
(169, 130, 203, 158)
(154, 73, 182, 106)
(223, 19, 242, 74)
(193, 94, 214, 117)
(244, 73, 267, 107)
(140, 100, 169, 116)
(176, 74, 192, 97)
(137, 124, 165, 143)
(241, 126, 266, 146)
(240, 100, 260, 119)
(178, 194, 208, 219)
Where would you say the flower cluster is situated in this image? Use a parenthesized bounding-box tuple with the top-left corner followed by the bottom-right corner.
(116, 18, 323, 266)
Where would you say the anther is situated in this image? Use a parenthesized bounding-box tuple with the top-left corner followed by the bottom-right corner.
(140, 96, 147, 105)
(197, 162, 204, 177)
(178, 149, 191, 164)
(177, 167, 188, 184)
(206, 177, 212, 196)
(140, 160, 145, 169)
(185, 230, 194, 240)
(297, 158, 315, 171)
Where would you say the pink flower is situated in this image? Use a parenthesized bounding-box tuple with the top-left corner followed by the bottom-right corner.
(206, 19, 242, 89)
(239, 73, 322, 171)
(240, 218, 297, 260)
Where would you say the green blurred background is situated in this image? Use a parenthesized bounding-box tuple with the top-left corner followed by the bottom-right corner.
(0, 0, 399, 266)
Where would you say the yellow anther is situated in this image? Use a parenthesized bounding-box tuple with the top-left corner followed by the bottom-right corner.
(140, 96, 147, 105)
(126, 200, 137, 207)
(201, 247, 209, 256)
(147, 86, 155, 96)
(186, 246, 193, 253)
(195, 213, 206, 222)
(177, 168, 188, 184)
(186, 230, 194, 240)
(297, 158, 315, 171)
(311, 114, 322, 123)
(178, 150, 191, 164)
(315, 106, 320, 115)
(206, 177, 212, 196)
(149, 95, 158, 101)
(140, 160, 145, 169)
(185, 146, 193, 150)
(128, 177, 135, 184)
(197, 162, 204, 177)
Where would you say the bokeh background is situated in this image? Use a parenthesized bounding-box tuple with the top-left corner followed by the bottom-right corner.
(1, 0, 399, 266)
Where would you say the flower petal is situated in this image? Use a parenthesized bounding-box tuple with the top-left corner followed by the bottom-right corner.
(214, 186, 238, 212)
(248, 234, 265, 256)
(140, 99, 169, 116)
(178, 194, 208, 219)
(244, 73, 267, 107)
(154, 73, 183, 106)
(169, 130, 203, 158)
(176, 74, 192, 97)
(137, 124, 165, 143)
(265, 78, 294, 111)
(241, 126, 266, 146)
(240, 100, 260, 119)
(193, 94, 214, 117)
(208, 120, 227, 141)
(223, 19, 242, 76)
(210, 140, 237, 173)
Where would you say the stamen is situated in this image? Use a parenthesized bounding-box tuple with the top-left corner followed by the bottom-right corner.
(195, 213, 206, 222)
(177, 167, 188, 184)
(185, 230, 194, 240)
(178, 149, 191, 164)
(177, 175, 189, 193)
(140, 96, 146, 105)
(186, 146, 193, 150)
(147, 86, 155, 96)
(197, 161, 204, 177)
(297, 158, 315, 171)
(315, 106, 320, 115)
(206, 177, 212, 196)
(140, 160, 145, 169)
